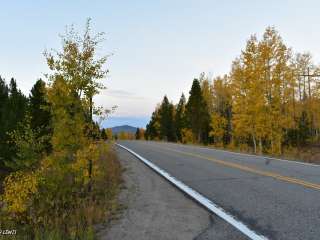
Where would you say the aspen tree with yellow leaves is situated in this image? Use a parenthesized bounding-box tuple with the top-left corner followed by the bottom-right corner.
(231, 35, 267, 154)
(146, 26, 320, 161)
(209, 75, 232, 146)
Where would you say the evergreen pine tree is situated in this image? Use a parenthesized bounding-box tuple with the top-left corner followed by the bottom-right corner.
(29, 79, 52, 152)
(298, 111, 310, 146)
(0, 77, 9, 166)
(1, 78, 28, 165)
(185, 79, 208, 143)
(145, 107, 161, 140)
(159, 96, 176, 141)
(8, 78, 28, 128)
(135, 128, 141, 140)
(175, 93, 186, 142)
(101, 128, 107, 140)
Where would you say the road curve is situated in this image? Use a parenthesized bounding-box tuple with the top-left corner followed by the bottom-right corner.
(117, 140, 320, 240)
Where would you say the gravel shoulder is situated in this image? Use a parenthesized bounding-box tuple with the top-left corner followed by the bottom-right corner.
(97, 146, 247, 240)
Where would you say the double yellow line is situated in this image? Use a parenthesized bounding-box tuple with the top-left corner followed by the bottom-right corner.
(158, 145, 320, 191)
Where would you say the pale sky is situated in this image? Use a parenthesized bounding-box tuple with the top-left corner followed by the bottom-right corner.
(1, 1, 320, 127)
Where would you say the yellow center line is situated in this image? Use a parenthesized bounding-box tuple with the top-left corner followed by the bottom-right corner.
(156, 145, 320, 191)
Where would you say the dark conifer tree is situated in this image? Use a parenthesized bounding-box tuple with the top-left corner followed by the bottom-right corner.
(7, 78, 28, 128)
(298, 111, 311, 146)
(29, 79, 52, 152)
(175, 93, 187, 142)
(159, 96, 176, 141)
(185, 79, 209, 143)
(1, 78, 28, 165)
(100, 128, 107, 140)
(145, 108, 161, 140)
(0, 77, 9, 166)
(135, 128, 141, 140)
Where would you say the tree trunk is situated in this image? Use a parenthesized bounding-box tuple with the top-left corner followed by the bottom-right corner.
(88, 96, 93, 192)
(252, 134, 257, 154)
(278, 138, 282, 156)
(298, 76, 302, 101)
(198, 131, 201, 143)
(259, 137, 263, 155)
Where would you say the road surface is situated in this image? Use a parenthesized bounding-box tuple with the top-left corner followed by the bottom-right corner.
(98, 147, 247, 240)
(117, 140, 320, 240)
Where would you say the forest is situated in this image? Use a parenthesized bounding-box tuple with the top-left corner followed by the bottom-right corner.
(0, 21, 121, 239)
(146, 27, 320, 162)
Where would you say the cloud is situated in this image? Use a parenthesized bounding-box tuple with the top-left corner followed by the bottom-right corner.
(94, 89, 156, 117)
(101, 89, 145, 100)
(101, 116, 150, 128)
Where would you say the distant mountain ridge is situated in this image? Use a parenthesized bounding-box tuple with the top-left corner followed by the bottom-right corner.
(111, 125, 137, 134)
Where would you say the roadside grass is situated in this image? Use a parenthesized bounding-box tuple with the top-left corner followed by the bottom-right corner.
(0, 141, 122, 240)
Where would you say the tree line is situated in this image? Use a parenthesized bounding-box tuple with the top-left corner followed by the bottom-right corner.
(100, 127, 145, 141)
(0, 76, 102, 171)
(0, 20, 121, 239)
(0, 77, 51, 171)
(146, 27, 320, 158)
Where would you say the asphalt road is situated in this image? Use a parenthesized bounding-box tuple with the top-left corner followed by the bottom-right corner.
(117, 140, 320, 240)
(99, 147, 247, 240)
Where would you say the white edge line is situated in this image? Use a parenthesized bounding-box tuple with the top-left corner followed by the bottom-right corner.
(116, 143, 269, 240)
(162, 141, 320, 167)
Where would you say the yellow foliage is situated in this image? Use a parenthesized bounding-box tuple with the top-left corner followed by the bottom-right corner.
(209, 113, 227, 144)
(2, 170, 40, 214)
(181, 128, 193, 144)
(118, 131, 135, 140)
(140, 129, 145, 139)
(47, 76, 88, 153)
(72, 143, 101, 184)
(106, 128, 113, 140)
(1, 142, 121, 238)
